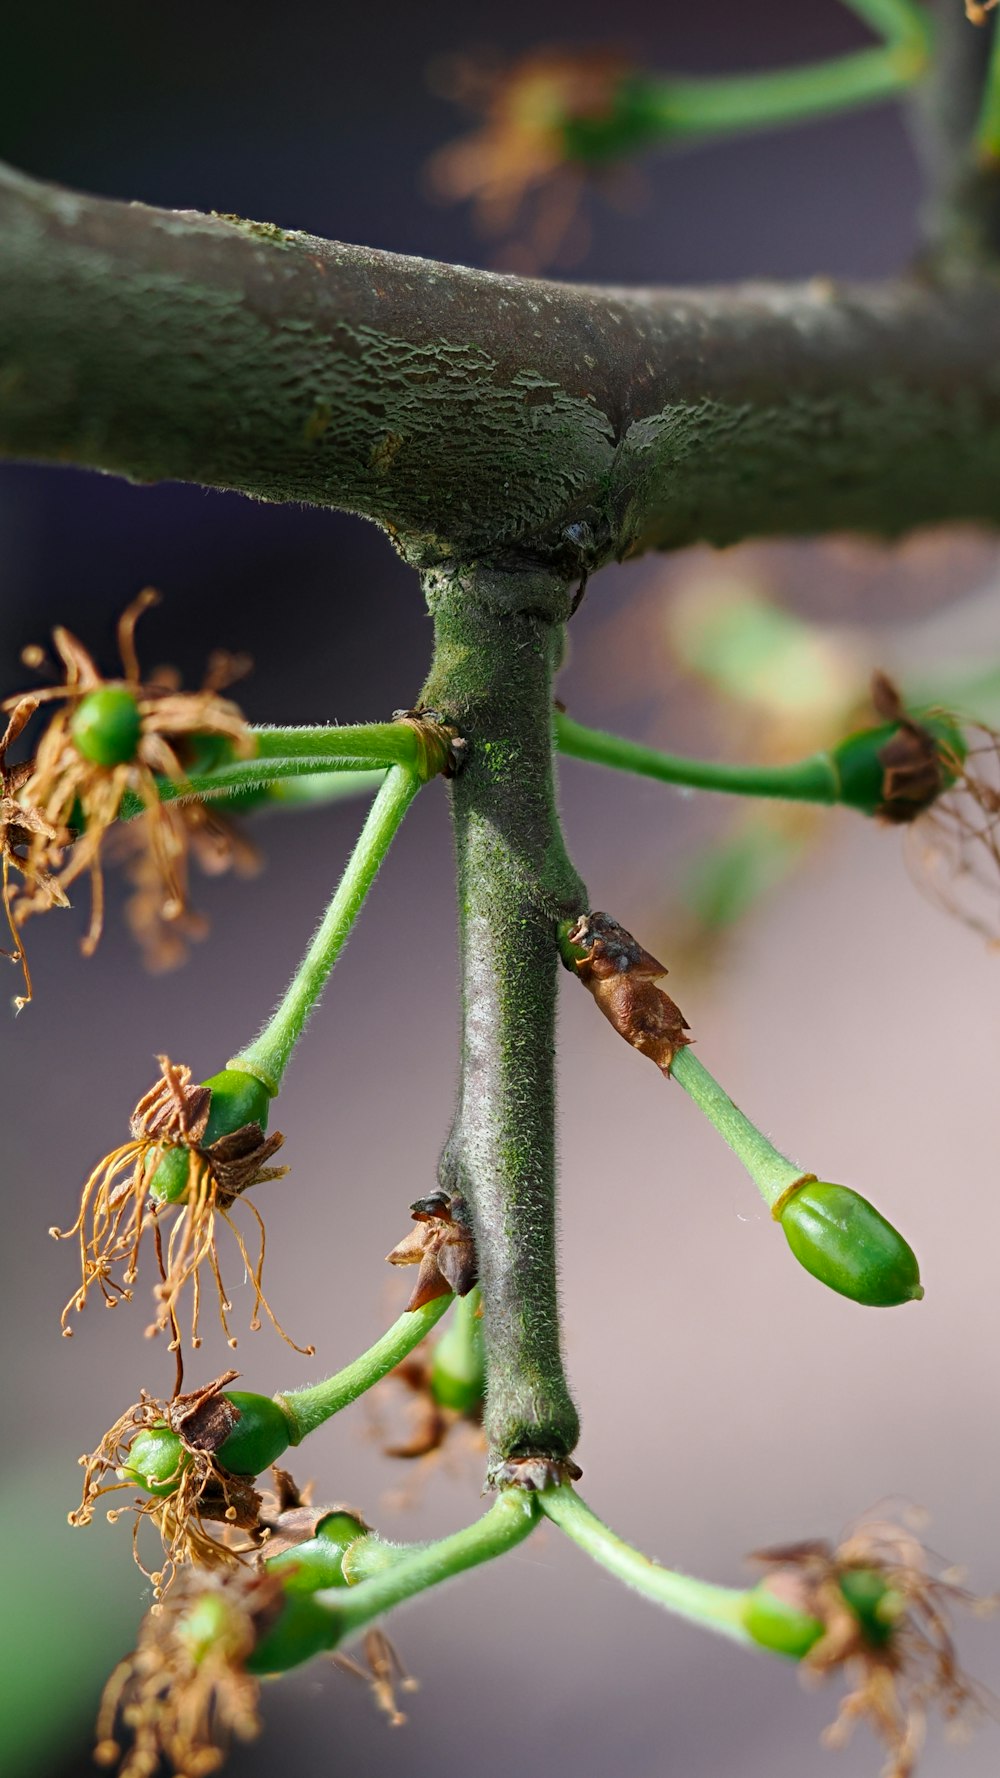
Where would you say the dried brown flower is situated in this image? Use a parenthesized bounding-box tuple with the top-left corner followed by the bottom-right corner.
(0, 696, 69, 1007)
(121, 798, 260, 972)
(386, 1192, 478, 1311)
(72, 1373, 266, 1598)
(94, 1567, 281, 1776)
(426, 48, 629, 267)
(7, 589, 253, 956)
(563, 911, 691, 1072)
(51, 1056, 311, 1353)
(750, 1513, 998, 1778)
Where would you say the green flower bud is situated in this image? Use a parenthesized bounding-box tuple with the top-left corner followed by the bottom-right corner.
(147, 1068, 272, 1202)
(742, 1579, 825, 1660)
(178, 1591, 234, 1663)
(120, 1426, 189, 1497)
(70, 686, 143, 767)
(215, 1392, 292, 1476)
(777, 1180, 923, 1308)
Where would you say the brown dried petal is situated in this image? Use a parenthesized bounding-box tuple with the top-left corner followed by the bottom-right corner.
(566, 911, 690, 1071)
(386, 1192, 478, 1310)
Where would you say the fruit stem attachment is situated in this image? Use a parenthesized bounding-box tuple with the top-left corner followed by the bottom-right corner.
(230, 763, 420, 1093)
(276, 1296, 453, 1442)
(318, 1490, 540, 1640)
(539, 1486, 753, 1645)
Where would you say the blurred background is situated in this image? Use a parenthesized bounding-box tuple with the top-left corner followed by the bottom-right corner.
(2, 2, 999, 1775)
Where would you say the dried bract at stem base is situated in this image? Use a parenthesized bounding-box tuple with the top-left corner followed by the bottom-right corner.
(386, 1192, 478, 1311)
(561, 910, 691, 1073)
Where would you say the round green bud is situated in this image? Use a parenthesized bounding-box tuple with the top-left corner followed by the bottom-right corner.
(215, 1393, 292, 1476)
(120, 1426, 189, 1497)
(742, 1579, 825, 1660)
(200, 1069, 271, 1145)
(70, 687, 142, 767)
(778, 1181, 923, 1308)
(245, 1593, 338, 1674)
(838, 1567, 900, 1648)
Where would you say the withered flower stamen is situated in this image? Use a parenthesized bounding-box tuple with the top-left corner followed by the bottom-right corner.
(72, 1373, 266, 1597)
(94, 1568, 281, 1777)
(6, 589, 254, 957)
(0, 696, 69, 1008)
(51, 1056, 312, 1353)
(749, 1513, 998, 1778)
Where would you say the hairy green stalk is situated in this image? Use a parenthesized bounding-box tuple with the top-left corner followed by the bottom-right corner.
(277, 1297, 453, 1442)
(420, 566, 586, 1479)
(540, 1486, 753, 1645)
(231, 763, 420, 1092)
(555, 713, 840, 805)
(977, 9, 1000, 161)
(670, 1048, 806, 1209)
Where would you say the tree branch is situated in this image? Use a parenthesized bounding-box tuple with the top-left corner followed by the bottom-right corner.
(4, 161, 1000, 577)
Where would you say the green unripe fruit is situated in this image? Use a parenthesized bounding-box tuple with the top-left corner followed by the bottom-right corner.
(778, 1181, 923, 1307)
(216, 1393, 292, 1475)
(833, 714, 965, 817)
(122, 1393, 291, 1498)
(147, 1143, 191, 1204)
(742, 1580, 825, 1660)
(147, 1068, 272, 1201)
(120, 1426, 188, 1496)
(266, 1512, 368, 1596)
(246, 1594, 338, 1674)
(70, 687, 142, 767)
(838, 1567, 900, 1647)
(200, 1069, 271, 1145)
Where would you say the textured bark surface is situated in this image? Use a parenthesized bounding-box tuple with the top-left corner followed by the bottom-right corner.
(4, 161, 1000, 580)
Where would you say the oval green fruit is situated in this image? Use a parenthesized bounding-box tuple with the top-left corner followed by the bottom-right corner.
(742, 1579, 824, 1660)
(778, 1181, 923, 1307)
(216, 1392, 292, 1476)
(70, 686, 142, 767)
(120, 1426, 188, 1496)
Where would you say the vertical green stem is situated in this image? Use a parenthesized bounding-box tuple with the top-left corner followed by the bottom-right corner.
(231, 764, 420, 1092)
(420, 567, 587, 1479)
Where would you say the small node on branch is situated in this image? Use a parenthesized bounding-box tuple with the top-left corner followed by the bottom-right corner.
(558, 910, 691, 1073)
(51, 1057, 312, 1354)
(391, 707, 467, 781)
(488, 1455, 583, 1492)
(386, 1192, 478, 1311)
